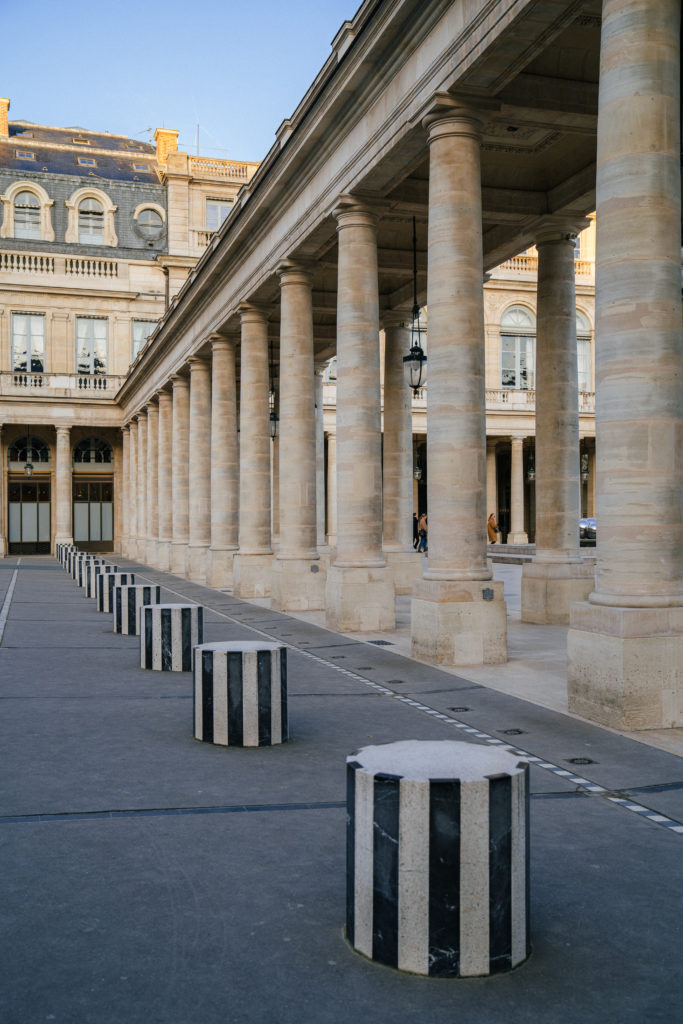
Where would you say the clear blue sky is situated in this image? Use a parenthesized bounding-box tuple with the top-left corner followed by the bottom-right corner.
(4, 0, 357, 162)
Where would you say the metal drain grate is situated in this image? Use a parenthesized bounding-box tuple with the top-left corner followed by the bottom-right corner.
(500, 728, 526, 736)
(368, 640, 393, 646)
(449, 707, 471, 713)
(567, 757, 597, 765)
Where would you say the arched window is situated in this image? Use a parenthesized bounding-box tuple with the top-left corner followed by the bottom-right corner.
(14, 191, 41, 239)
(9, 435, 50, 465)
(78, 197, 104, 243)
(500, 306, 536, 389)
(576, 311, 592, 392)
(73, 436, 113, 465)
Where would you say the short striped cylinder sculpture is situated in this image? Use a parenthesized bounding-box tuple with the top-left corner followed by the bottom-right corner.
(71, 553, 89, 580)
(77, 557, 102, 588)
(193, 642, 288, 747)
(346, 739, 530, 977)
(114, 584, 161, 635)
(57, 543, 75, 566)
(86, 563, 121, 599)
(97, 571, 135, 613)
(141, 604, 203, 672)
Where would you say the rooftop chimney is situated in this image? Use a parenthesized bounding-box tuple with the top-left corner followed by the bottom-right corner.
(154, 127, 179, 165)
(0, 98, 9, 137)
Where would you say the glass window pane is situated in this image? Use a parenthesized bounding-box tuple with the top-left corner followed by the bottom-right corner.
(89, 503, 102, 542)
(102, 482, 113, 502)
(89, 482, 101, 501)
(9, 503, 21, 542)
(101, 503, 114, 541)
(22, 503, 38, 542)
(74, 503, 89, 542)
(38, 502, 51, 542)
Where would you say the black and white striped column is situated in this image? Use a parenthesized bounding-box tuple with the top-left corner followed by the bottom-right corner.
(71, 552, 90, 580)
(193, 642, 287, 747)
(86, 563, 121, 600)
(346, 740, 530, 977)
(140, 604, 203, 671)
(57, 543, 75, 566)
(96, 572, 135, 613)
(114, 584, 161, 635)
(76, 557, 102, 588)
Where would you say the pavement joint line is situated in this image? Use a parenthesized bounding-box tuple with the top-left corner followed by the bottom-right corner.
(0, 799, 348, 826)
(67, 560, 683, 839)
(0, 568, 19, 646)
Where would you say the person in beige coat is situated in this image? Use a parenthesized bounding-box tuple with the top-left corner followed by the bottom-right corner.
(487, 512, 500, 543)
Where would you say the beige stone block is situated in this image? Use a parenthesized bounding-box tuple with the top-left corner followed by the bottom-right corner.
(186, 543, 208, 583)
(170, 542, 188, 576)
(156, 541, 171, 573)
(205, 547, 236, 589)
(568, 615, 683, 730)
(325, 564, 395, 632)
(521, 561, 594, 625)
(383, 549, 423, 596)
(270, 557, 327, 611)
(411, 578, 507, 666)
(233, 553, 273, 599)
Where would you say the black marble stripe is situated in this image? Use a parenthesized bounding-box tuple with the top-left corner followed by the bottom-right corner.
(127, 588, 137, 633)
(114, 587, 122, 633)
(144, 607, 153, 668)
(280, 648, 288, 742)
(488, 773, 512, 974)
(201, 650, 214, 743)
(257, 651, 272, 745)
(346, 761, 360, 947)
(428, 778, 461, 977)
(524, 764, 531, 956)
(227, 651, 243, 745)
(181, 608, 192, 671)
(197, 607, 204, 645)
(161, 609, 173, 671)
(372, 772, 401, 968)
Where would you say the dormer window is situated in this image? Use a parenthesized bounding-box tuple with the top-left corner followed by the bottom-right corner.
(0, 182, 55, 242)
(133, 164, 149, 171)
(77, 157, 97, 167)
(15, 150, 35, 160)
(65, 187, 117, 247)
(127, 143, 143, 151)
(72, 137, 91, 145)
(14, 191, 41, 239)
(78, 197, 104, 242)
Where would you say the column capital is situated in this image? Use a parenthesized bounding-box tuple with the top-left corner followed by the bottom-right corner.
(171, 373, 190, 391)
(532, 215, 591, 246)
(333, 196, 378, 230)
(420, 92, 497, 138)
(156, 387, 173, 404)
(509, 433, 527, 445)
(55, 425, 71, 438)
(276, 259, 314, 286)
(209, 333, 235, 354)
(121, 423, 130, 435)
(238, 302, 269, 326)
(188, 354, 210, 372)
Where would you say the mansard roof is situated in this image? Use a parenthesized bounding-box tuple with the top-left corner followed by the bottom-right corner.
(1, 121, 158, 182)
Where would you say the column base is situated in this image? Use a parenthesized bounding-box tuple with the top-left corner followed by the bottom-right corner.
(186, 543, 209, 582)
(325, 564, 395, 632)
(233, 552, 273, 598)
(521, 559, 594, 625)
(156, 540, 172, 572)
(205, 547, 237, 589)
(507, 532, 528, 544)
(567, 602, 683, 730)
(411, 578, 507, 666)
(170, 541, 189, 576)
(383, 548, 423, 595)
(271, 556, 327, 611)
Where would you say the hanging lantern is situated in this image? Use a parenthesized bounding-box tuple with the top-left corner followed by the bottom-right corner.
(24, 427, 34, 477)
(403, 217, 427, 395)
(527, 447, 536, 482)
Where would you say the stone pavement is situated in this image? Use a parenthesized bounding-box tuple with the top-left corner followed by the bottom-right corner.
(1, 555, 682, 1024)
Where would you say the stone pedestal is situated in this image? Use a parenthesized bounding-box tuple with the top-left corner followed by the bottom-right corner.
(383, 549, 423, 596)
(114, 584, 161, 635)
(270, 557, 326, 611)
(326, 564, 395, 633)
(568, 603, 683, 729)
(232, 553, 273, 599)
(346, 739, 530, 976)
(97, 572, 135, 613)
(411, 578, 507, 665)
(193, 641, 288, 746)
(86, 563, 120, 600)
(205, 547, 237, 590)
(141, 603, 203, 672)
(522, 560, 594, 625)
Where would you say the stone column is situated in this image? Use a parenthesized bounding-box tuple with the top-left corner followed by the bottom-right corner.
(136, 410, 148, 564)
(120, 425, 129, 557)
(325, 200, 395, 632)
(486, 439, 498, 526)
(186, 356, 212, 581)
(568, 0, 683, 730)
(411, 104, 506, 665)
(206, 336, 239, 588)
(271, 262, 325, 611)
(128, 419, 138, 558)
(382, 312, 421, 594)
(587, 445, 596, 517)
(170, 374, 190, 575)
(0, 425, 5, 557)
(314, 365, 328, 554)
(522, 223, 593, 623)
(145, 400, 159, 567)
(507, 436, 528, 544)
(54, 425, 73, 546)
(156, 390, 173, 570)
(326, 430, 337, 546)
(232, 305, 273, 598)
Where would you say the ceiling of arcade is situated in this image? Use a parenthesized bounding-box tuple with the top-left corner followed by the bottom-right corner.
(120, 0, 603, 415)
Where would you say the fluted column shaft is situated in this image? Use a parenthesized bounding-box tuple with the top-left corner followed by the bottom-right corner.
(314, 367, 327, 548)
(592, 0, 682, 606)
(238, 307, 272, 554)
(326, 431, 337, 546)
(128, 419, 137, 555)
(382, 316, 413, 551)
(534, 232, 583, 559)
(171, 375, 190, 573)
(508, 436, 527, 544)
(187, 357, 212, 579)
(156, 391, 173, 569)
(136, 411, 147, 562)
(334, 203, 384, 567)
(423, 112, 490, 580)
(146, 401, 159, 563)
(209, 337, 239, 550)
(120, 425, 129, 555)
(54, 425, 72, 544)
(277, 263, 317, 558)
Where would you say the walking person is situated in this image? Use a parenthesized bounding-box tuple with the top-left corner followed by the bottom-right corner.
(417, 512, 428, 553)
(487, 512, 500, 544)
